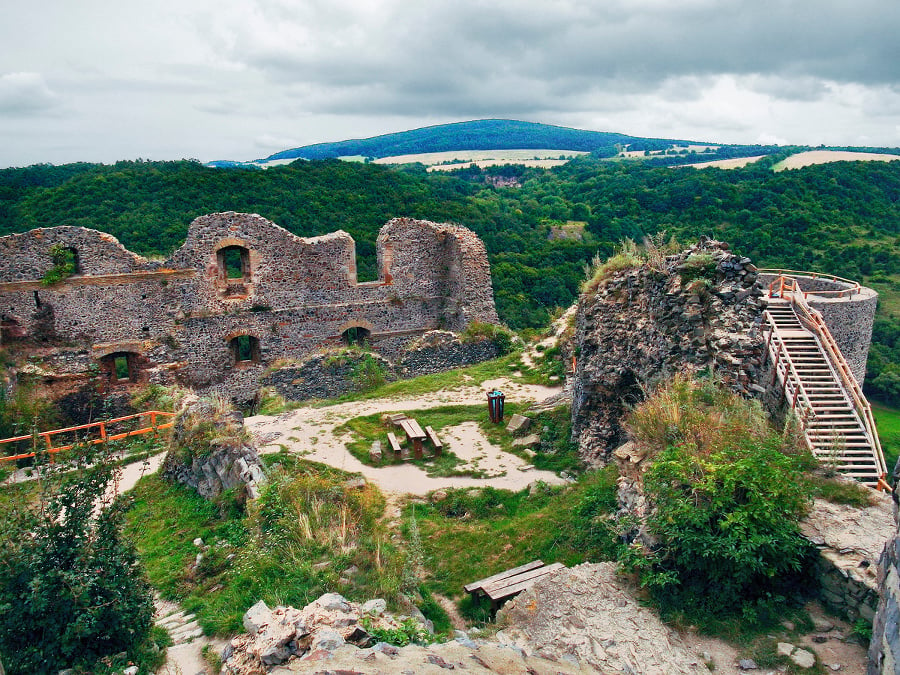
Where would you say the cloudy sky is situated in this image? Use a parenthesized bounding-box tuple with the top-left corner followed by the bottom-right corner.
(2, 0, 899, 168)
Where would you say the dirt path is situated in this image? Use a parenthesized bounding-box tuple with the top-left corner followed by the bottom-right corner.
(245, 377, 566, 496)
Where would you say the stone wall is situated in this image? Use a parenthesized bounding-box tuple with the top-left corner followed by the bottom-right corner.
(262, 333, 503, 403)
(758, 272, 877, 384)
(868, 457, 900, 675)
(0, 214, 499, 401)
(572, 240, 766, 463)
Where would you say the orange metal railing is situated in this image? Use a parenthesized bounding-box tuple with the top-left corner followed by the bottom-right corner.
(0, 411, 175, 464)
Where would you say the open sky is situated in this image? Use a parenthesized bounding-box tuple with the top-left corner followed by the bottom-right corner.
(2, 0, 899, 168)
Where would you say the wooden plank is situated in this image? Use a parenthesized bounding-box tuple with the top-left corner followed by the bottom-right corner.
(483, 562, 565, 598)
(425, 425, 442, 454)
(463, 560, 545, 594)
(406, 418, 426, 438)
(386, 432, 401, 454)
(484, 563, 566, 606)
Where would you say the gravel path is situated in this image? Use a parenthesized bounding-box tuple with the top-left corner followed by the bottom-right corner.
(245, 377, 566, 496)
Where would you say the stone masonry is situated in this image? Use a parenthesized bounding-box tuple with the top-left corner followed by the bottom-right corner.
(0, 214, 499, 401)
(572, 239, 766, 463)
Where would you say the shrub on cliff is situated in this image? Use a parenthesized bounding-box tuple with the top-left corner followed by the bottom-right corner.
(0, 450, 158, 674)
(621, 377, 815, 624)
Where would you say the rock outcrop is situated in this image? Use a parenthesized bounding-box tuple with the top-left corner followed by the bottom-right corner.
(219, 593, 586, 674)
(572, 239, 765, 463)
(162, 395, 266, 500)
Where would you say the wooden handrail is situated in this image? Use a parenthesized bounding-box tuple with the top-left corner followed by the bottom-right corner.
(760, 268, 861, 298)
(0, 411, 175, 464)
(771, 276, 887, 477)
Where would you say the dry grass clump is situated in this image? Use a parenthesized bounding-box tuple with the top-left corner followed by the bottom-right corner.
(624, 374, 804, 461)
(580, 233, 680, 296)
(580, 240, 642, 295)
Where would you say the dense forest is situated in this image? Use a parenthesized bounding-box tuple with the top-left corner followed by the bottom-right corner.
(1, 156, 898, 404)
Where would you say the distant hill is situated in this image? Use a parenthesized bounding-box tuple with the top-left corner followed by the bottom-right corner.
(205, 119, 728, 168)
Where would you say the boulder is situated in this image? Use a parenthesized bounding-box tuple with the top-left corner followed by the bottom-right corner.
(506, 414, 531, 434)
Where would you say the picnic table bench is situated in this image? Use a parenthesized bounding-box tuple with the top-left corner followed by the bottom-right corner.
(424, 425, 442, 455)
(399, 418, 427, 459)
(464, 560, 566, 611)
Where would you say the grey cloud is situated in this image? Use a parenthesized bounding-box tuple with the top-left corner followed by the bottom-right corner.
(210, 0, 900, 119)
(0, 72, 59, 116)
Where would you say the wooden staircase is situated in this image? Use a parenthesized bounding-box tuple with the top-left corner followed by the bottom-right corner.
(763, 280, 887, 487)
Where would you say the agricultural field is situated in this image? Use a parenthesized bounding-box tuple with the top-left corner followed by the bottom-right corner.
(371, 148, 588, 170)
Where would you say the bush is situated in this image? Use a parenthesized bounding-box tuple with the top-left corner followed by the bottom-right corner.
(0, 450, 156, 674)
(621, 377, 814, 623)
(459, 321, 517, 355)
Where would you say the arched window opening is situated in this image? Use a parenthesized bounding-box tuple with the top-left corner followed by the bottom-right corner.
(217, 245, 250, 282)
(230, 335, 260, 365)
(0, 315, 25, 342)
(341, 326, 371, 347)
(100, 351, 138, 383)
(63, 247, 80, 274)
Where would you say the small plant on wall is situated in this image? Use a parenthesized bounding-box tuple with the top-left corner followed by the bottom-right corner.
(41, 244, 77, 286)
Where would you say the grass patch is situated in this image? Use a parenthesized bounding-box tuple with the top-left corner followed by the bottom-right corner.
(873, 401, 900, 472)
(124, 456, 406, 636)
(324, 353, 524, 404)
(335, 403, 529, 478)
(807, 475, 874, 508)
(411, 467, 619, 624)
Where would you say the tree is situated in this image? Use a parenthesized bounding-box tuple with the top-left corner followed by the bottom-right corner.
(0, 449, 155, 674)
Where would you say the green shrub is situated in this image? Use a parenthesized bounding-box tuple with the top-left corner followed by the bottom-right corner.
(351, 353, 388, 392)
(621, 378, 815, 624)
(678, 252, 718, 284)
(0, 452, 155, 674)
(460, 321, 517, 355)
(580, 240, 642, 295)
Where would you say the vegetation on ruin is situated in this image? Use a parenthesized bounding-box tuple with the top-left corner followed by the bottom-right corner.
(620, 376, 816, 628)
(40, 242, 77, 285)
(459, 321, 517, 354)
(0, 446, 164, 675)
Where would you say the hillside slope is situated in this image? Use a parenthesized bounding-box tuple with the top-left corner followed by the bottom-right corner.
(256, 119, 687, 163)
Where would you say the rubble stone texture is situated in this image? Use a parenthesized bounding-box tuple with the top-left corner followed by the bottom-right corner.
(571, 239, 766, 463)
(0, 214, 499, 401)
(497, 562, 707, 674)
(162, 395, 266, 500)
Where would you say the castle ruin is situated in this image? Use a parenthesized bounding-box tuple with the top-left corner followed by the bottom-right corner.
(0, 213, 499, 402)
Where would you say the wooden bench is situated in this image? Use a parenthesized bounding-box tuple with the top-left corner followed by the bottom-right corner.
(425, 425, 442, 455)
(399, 418, 427, 459)
(387, 413, 408, 426)
(386, 432, 402, 454)
(465, 560, 565, 612)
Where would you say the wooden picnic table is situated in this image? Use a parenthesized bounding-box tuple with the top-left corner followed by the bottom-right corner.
(399, 418, 427, 459)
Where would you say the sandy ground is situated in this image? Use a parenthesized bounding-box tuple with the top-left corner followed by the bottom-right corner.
(245, 377, 565, 496)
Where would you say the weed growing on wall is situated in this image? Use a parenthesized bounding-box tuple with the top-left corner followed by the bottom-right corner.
(41, 243, 77, 285)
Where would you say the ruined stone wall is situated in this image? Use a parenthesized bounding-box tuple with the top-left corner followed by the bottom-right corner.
(868, 457, 900, 675)
(572, 241, 766, 463)
(0, 213, 499, 400)
(758, 273, 877, 384)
